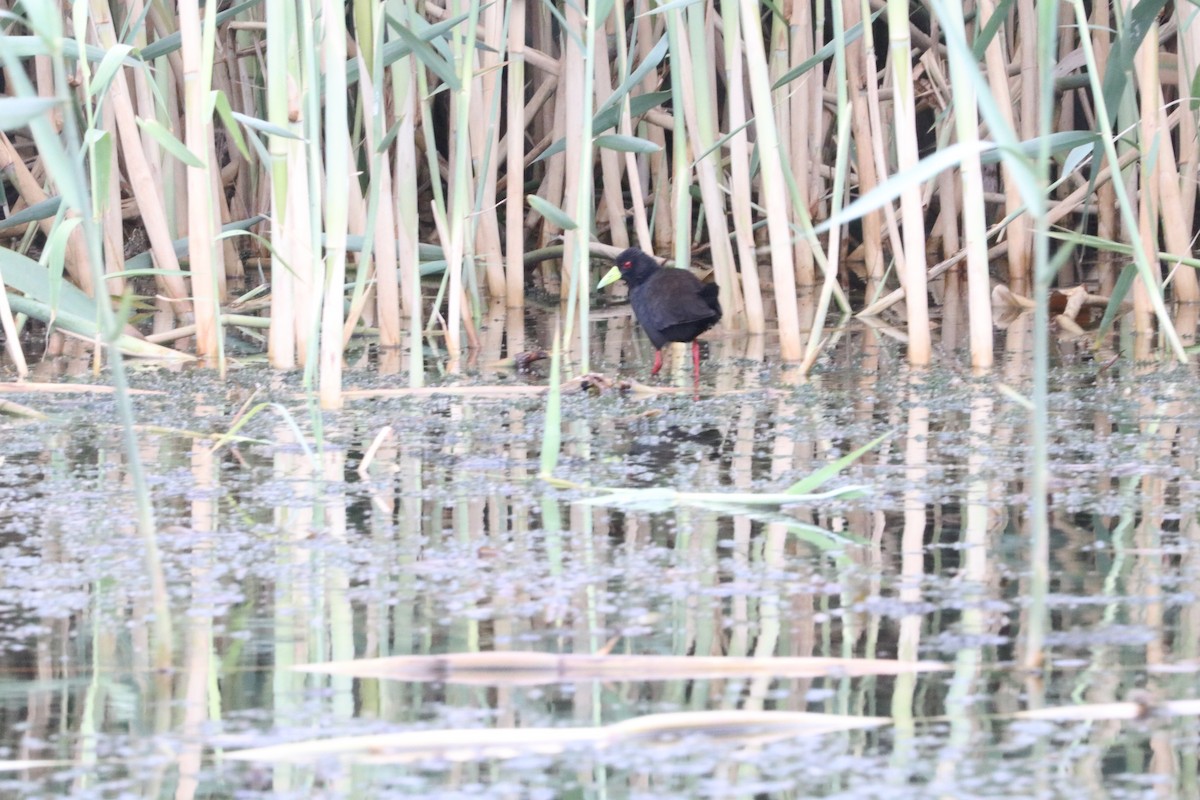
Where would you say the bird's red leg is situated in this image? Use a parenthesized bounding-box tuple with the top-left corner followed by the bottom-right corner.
(651, 349, 664, 376)
(692, 340, 702, 384)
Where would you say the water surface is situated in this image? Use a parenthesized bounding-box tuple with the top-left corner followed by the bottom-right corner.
(0, 310, 1196, 798)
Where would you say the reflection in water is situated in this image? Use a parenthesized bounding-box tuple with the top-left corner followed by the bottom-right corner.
(616, 423, 727, 484)
(0, 305, 1197, 797)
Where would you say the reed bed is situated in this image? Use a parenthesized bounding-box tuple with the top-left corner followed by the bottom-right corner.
(2, 0, 1196, 388)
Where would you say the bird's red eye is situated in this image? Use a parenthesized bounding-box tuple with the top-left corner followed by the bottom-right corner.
(622, 260, 632, 268)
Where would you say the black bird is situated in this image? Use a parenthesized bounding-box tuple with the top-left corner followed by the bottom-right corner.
(596, 247, 722, 382)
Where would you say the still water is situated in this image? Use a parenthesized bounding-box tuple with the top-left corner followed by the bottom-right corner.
(0, 307, 1196, 798)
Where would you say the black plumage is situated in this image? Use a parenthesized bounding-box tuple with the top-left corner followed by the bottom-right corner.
(597, 247, 722, 380)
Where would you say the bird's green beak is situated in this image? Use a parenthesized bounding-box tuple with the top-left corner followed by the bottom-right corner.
(596, 265, 622, 290)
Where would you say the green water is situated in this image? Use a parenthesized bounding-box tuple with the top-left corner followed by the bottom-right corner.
(0, 315, 1197, 798)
